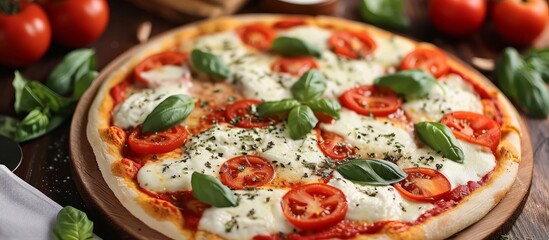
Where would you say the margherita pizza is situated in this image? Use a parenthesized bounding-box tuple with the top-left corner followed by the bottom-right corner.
(86, 15, 521, 240)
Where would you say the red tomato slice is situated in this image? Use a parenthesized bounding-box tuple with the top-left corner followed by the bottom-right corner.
(237, 24, 276, 50)
(128, 125, 188, 154)
(110, 80, 129, 107)
(133, 51, 187, 87)
(400, 48, 449, 78)
(440, 111, 501, 152)
(282, 183, 348, 230)
(339, 86, 402, 117)
(273, 18, 306, 29)
(225, 99, 277, 128)
(316, 129, 355, 160)
(393, 168, 451, 202)
(219, 155, 275, 189)
(328, 31, 377, 59)
(271, 57, 318, 76)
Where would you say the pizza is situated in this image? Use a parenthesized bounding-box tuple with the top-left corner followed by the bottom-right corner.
(86, 15, 522, 240)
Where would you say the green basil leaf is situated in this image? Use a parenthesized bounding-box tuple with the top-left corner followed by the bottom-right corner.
(52, 206, 94, 240)
(0, 115, 20, 139)
(336, 158, 407, 186)
(374, 69, 435, 97)
(47, 49, 96, 95)
(191, 172, 237, 207)
(291, 69, 327, 102)
(14, 109, 66, 143)
(142, 94, 195, 133)
(525, 48, 549, 83)
(496, 47, 525, 98)
(415, 122, 464, 163)
(257, 99, 300, 116)
(13, 71, 73, 114)
(191, 49, 230, 79)
(360, 0, 409, 31)
(514, 68, 549, 118)
(73, 71, 98, 99)
(306, 98, 341, 120)
(287, 105, 318, 139)
(272, 36, 322, 58)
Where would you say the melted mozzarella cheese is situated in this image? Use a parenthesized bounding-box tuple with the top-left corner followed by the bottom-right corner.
(192, 31, 249, 65)
(329, 172, 432, 223)
(372, 36, 415, 66)
(321, 110, 416, 160)
(402, 74, 483, 123)
(139, 65, 191, 88)
(112, 84, 190, 128)
(199, 189, 293, 240)
(278, 26, 332, 50)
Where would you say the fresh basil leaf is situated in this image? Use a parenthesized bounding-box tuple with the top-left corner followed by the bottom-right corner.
(374, 69, 435, 97)
(14, 109, 66, 143)
(360, 0, 409, 31)
(13, 71, 72, 114)
(336, 158, 407, 186)
(525, 48, 549, 83)
(47, 49, 96, 95)
(287, 105, 318, 139)
(73, 71, 98, 99)
(191, 172, 237, 207)
(0, 115, 20, 139)
(191, 49, 230, 79)
(52, 206, 94, 240)
(272, 36, 322, 58)
(306, 98, 341, 120)
(496, 48, 525, 98)
(415, 122, 464, 163)
(142, 94, 194, 133)
(291, 69, 327, 102)
(514, 68, 549, 118)
(257, 99, 300, 116)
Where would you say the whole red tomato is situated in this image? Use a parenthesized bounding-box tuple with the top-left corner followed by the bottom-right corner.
(0, 3, 51, 68)
(429, 0, 487, 37)
(43, 0, 109, 48)
(492, 0, 549, 45)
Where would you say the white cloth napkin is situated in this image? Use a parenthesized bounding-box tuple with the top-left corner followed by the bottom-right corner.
(0, 164, 62, 240)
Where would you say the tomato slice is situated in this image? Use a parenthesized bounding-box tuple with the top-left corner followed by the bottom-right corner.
(339, 86, 402, 117)
(133, 51, 187, 87)
(440, 111, 501, 152)
(393, 168, 451, 202)
(271, 57, 318, 77)
(225, 99, 277, 128)
(128, 125, 188, 154)
(281, 183, 348, 230)
(400, 48, 449, 78)
(219, 155, 275, 189)
(237, 24, 276, 50)
(316, 129, 355, 160)
(328, 31, 377, 59)
(273, 18, 306, 29)
(110, 80, 129, 107)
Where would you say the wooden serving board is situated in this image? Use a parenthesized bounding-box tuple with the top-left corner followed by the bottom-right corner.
(69, 15, 534, 240)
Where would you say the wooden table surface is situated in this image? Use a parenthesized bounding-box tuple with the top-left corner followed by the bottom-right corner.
(1, 0, 548, 239)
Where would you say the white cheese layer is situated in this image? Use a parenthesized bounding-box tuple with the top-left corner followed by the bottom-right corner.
(139, 65, 191, 88)
(372, 35, 415, 66)
(112, 84, 190, 128)
(278, 26, 332, 50)
(403, 74, 483, 123)
(198, 189, 293, 240)
(191, 31, 249, 65)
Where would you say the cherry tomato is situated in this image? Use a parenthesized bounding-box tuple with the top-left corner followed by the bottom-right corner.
(281, 183, 348, 230)
(219, 155, 275, 189)
(225, 99, 277, 128)
(271, 57, 318, 76)
(133, 51, 188, 87)
(492, 0, 549, 45)
(328, 31, 377, 59)
(339, 86, 402, 117)
(440, 111, 501, 152)
(0, 3, 51, 68)
(428, 0, 487, 37)
(237, 24, 276, 50)
(393, 168, 451, 202)
(273, 18, 306, 29)
(42, 0, 109, 48)
(128, 125, 188, 155)
(400, 48, 449, 78)
(316, 129, 355, 160)
(314, 112, 335, 124)
(110, 80, 129, 107)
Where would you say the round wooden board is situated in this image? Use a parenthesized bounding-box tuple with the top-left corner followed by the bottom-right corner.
(69, 15, 534, 240)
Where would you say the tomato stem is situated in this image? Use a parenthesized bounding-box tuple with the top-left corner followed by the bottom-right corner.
(0, 0, 20, 15)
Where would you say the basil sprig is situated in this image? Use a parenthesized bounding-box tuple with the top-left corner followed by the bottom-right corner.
(52, 206, 94, 240)
(291, 69, 327, 102)
(142, 94, 194, 133)
(288, 105, 318, 139)
(46, 49, 96, 95)
(415, 122, 464, 163)
(374, 70, 436, 97)
(307, 98, 341, 120)
(272, 36, 322, 58)
(191, 172, 237, 207)
(360, 0, 409, 31)
(257, 99, 300, 116)
(525, 48, 549, 83)
(336, 158, 407, 186)
(191, 49, 230, 79)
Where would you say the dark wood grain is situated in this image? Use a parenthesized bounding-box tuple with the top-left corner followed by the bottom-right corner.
(0, 0, 548, 239)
